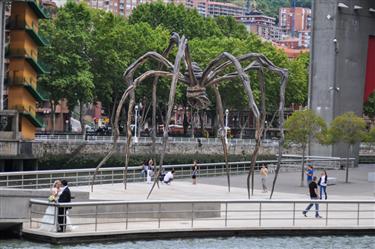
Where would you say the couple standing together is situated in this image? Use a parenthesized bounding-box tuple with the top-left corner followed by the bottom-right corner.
(40, 179, 74, 232)
(303, 167, 328, 218)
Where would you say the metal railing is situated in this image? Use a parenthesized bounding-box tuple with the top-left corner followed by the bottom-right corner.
(0, 157, 355, 189)
(34, 134, 272, 145)
(28, 199, 375, 233)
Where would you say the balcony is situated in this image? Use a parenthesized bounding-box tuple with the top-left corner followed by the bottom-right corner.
(7, 20, 48, 46)
(12, 105, 44, 128)
(14, 0, 50, 19)
(6, 77, 47, 102)
(6, 48, 47, 74)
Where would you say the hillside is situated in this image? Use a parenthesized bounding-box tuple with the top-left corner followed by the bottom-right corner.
(215, 0, 312, 18)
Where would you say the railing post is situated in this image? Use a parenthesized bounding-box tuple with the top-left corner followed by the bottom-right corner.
(29, 202, 32, 228)
(54, 204, 59, 232)
(125, 203, 129, 230)
(292, 202, 296, 226)
(94, 205, 98, 232)
(325, 203, 329, 226)
(111, 170, 114, 185)
(191, 203, 194, 228)
(357, 203, 360, 226)
(158, 203, 161, 229)
(225, 202, 228, 227)
(76, 172, 78, 186)
(259, 202, 262, 227)
(36, 174, 39, 189)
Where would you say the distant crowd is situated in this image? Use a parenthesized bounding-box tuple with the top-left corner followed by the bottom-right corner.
(140, 159, 199, 185)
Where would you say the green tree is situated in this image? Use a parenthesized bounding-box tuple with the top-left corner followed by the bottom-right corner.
(284, 109, 327, 186)
(39, 2, 94, 132)
(328, 112, 367, 183)
(89, 9, 169, 128)
(214, 16, 248, 39)
(363, 127, 375, 155)
(364, 92, 375, 122)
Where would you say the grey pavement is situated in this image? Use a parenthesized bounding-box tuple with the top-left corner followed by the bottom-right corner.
(193, 164, 375, 199)
(69, 164, 375, 201)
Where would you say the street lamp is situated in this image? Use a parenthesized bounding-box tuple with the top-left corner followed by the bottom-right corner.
(134, 105, 139, 143)
(225, 109, 229, 145)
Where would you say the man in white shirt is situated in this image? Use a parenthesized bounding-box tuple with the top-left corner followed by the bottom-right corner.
(163, 170, 175, 184)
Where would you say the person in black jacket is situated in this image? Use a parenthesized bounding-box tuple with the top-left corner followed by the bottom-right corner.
(57, 179, 71, 232)
(302, 176, 322, 218)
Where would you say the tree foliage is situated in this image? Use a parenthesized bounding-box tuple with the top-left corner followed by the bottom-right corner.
(129, 2, 222, 39)
(39, 2, 94, 131)
(363, 92, 375, 120)
(39, 2, 309, 133)
(327, 112, 367, 183)
(328, 112, 367, 145)
(284, 109, 326, 146)
(284, 109, 326, 186)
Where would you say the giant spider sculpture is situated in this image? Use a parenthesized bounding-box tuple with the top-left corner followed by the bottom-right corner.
(91, 33, 288, 199)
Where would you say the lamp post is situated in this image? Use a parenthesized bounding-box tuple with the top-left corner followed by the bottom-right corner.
(134, 105, 139, 143)
(225, 109, 229, 145)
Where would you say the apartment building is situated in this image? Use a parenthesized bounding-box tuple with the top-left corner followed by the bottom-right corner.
(279, 7, 312, 33)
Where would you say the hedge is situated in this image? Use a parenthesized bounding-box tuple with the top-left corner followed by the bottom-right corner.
(37, 154, 277, 170)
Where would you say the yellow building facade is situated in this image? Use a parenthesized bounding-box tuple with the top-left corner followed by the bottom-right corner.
(7, 0, 48, 140)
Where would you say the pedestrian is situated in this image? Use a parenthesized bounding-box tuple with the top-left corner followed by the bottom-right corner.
(318, 170, 328, 199)
(305, 162, 314, 184)
(192, 160, 198, 185)
(141, 160, 148, 179)
(260, 164, 268, 193)
(302, 176, 322, 218)
(163, 169, 175, 185)
(146, 159, 154, 184)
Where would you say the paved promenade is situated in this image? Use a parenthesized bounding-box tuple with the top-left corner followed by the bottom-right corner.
(71, 164, 374, 201)
(22, 165, 374, 244)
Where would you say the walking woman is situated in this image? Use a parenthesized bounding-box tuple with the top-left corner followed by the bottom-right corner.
(192, 160, 198, 185)
(318, 170, 328, 199)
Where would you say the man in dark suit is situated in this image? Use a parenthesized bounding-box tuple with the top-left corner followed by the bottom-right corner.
(58, 179, 71, 232)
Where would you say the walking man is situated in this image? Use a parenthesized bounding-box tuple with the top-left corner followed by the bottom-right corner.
(260, 165, 268, 193)
(303, 176, 322, 218)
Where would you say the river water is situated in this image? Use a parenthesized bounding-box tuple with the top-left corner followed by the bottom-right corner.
(0, 236, 374, 249)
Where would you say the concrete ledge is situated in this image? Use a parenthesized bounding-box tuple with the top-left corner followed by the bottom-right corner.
(22, 227, 375, 245)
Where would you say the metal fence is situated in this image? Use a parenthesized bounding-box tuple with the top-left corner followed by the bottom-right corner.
(0, 157, 355, 189)
(35, 134, 265, 145)
(28, 199, 375, 233)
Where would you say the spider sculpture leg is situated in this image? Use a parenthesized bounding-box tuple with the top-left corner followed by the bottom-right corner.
(203, 52, 261, 195)
(249, 68, 266, 197)
(215, 53, 261, 198)
(90, 84, 134, 192)
(90, 52, 182, 192)
(205, 53, 287, 199)
(270, 72, 287, 199)
(147, 37, 188, 199)
(212, 86, 231, 192)
(151, 33, 181, 157)
(90, 45, 186, 191)
(123, 90, 135, 190)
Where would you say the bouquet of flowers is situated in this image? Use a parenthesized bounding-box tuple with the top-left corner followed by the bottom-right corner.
(48, 195, 56, 202)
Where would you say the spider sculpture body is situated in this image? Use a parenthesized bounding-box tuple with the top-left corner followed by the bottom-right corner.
(91, 33, 288, 199)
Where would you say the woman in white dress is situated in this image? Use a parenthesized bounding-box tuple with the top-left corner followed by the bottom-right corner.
(39, 180, 61, 232)
(39, 180, 76, 232)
